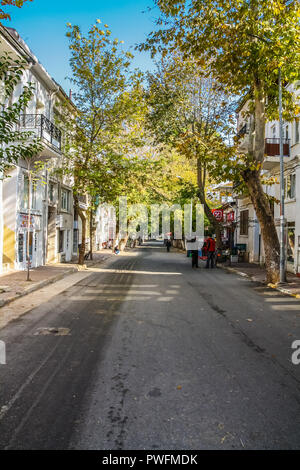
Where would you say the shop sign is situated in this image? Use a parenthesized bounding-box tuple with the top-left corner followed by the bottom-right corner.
(226, 211, 235, 222)
(212, 209, 224, 222)
(18, 214, 40, 231)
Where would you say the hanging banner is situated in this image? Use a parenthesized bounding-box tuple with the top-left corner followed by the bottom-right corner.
(212, 209, 224, 222)
(226, 211, 235, 222)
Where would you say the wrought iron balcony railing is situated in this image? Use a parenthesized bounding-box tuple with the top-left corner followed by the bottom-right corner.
(18, 114, 62, 151)
(265, 138, 290, 157)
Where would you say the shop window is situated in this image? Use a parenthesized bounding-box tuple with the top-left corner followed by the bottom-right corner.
(61, 188, 70, 211)
(240, 210, 249, 236)
(285, 174, 296, 200)
(18, 233, 24, 263)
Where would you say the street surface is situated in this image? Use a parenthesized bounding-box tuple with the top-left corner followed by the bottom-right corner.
(0, 241, 299, 450)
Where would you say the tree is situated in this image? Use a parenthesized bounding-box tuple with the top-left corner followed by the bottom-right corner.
(0, 53, 42, 173)
(141, 0, 300, 283)
(63, 21, 152, 263)
(0, 0, 33, 21)
(145, 56, 236, 247)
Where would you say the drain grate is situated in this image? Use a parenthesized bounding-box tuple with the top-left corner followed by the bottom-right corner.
(34, 327, 70, 336)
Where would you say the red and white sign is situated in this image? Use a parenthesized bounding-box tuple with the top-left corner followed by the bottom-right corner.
(18, 214, 40, 231)
(212, 209, 224, 222)
(226, 211, 235, 222)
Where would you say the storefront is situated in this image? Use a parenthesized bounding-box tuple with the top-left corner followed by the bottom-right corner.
(16, 213, 42, 270)
(56, 213, 73, 262)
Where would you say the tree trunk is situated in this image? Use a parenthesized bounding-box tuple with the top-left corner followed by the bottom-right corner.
(26, 164, 31, 281)
(89, 208, 93, 260)
(119, 234, 129, 251)
(196, 158, 222, 248)
(243, 169, 280, 284)
(78, 206, 86, 265)
(242, 80, 281, 284)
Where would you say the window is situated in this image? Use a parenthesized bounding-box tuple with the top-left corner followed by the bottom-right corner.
(287, 222, 295, 263)
(61, 188, 70, 211)
(295, 120, 300, 144)
(66, 230, 70, 251)
(58, 230, 64, 253)
(49, 183, 55, 203)
(285, 125, 289, 140)
(73, 229, 78, 253)
(240, 210, 249, 236)
(34, 233, 38, 252)
(286, 174, 296, 200)
(271, 124, 276, 138)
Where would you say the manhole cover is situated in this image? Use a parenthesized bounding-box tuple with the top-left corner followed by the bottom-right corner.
(34, 327, 70, 336)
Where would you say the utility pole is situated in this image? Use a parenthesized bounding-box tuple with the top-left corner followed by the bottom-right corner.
(278, 67, 286, 283)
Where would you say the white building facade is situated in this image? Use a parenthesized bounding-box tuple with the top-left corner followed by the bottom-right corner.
(235, 82, 300, 273)
(0, 26, 77, 272)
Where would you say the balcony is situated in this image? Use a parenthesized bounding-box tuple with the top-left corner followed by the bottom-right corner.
(18, 114, 62, 155)
(265, 138, 290, 157)
(263, 138, 290, 170)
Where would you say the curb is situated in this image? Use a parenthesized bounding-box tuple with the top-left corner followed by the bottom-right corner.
(0, 255, 112, 309)
(217, 263, 300, 299)
(0, 267, 78, 309)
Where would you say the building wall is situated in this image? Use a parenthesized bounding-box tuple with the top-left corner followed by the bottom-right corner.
(235, 81, 300, 273)
(2, 169, 17, 270)
(0, 27, 79, 272)
(0, 178, 3, 273)
(236, 197, 260, 263)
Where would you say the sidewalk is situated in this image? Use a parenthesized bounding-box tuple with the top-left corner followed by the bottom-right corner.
(218, 261, 300, 298)
(0, 250, 114, 308)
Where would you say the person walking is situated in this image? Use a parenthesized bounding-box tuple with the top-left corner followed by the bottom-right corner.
(191, 248, 199, 268)
(189, 237, 199, 268)
(166, 239, 172, 252)
(205, 235, 216, 269)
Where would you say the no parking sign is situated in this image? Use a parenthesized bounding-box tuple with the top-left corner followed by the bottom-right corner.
(212, 209, 224, 222)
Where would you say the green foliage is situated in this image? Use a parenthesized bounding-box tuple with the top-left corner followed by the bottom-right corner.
(0, 0, 33, 21)
(145, 56, 237, 192)
(142, 0, 300, 122)
(62, 21, 173, 215)
(0, 53, 42, 174)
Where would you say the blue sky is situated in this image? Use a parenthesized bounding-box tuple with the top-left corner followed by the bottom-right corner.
(4, 0, 158, 92)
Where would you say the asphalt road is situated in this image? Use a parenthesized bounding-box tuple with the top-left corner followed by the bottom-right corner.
(0, 241, 300, 450)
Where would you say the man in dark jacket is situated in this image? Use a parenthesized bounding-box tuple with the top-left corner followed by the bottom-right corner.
(205, 236, 216, 268)
(166, 239, 172, 252)
(189, 237, 199, 268)
(191, 248, 199, 268)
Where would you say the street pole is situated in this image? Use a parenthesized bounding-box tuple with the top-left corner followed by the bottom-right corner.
(278, 67, 286, 283)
